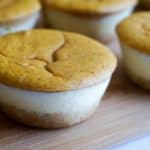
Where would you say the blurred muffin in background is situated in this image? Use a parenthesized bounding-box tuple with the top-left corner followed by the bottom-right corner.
(0, 0, 41, 35)
(41, 0, 138, 44)
(117, 12, 150, 90)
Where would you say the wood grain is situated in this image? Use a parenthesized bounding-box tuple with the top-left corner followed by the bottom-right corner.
(0, 39, 150, 150)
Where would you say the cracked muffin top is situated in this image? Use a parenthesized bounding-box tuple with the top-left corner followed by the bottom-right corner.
(117, 12, 150, 54)
(0, 29, 117, 92)
(42, 0, 137, 15)
(0, 0, 41, 24)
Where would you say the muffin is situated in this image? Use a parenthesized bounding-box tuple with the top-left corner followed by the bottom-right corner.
(0, 29, 117, 128)
(41, 0, 138, 44)
(139, 0, 150, 9)
(117, 12, 150, 90)
(0, 0, 41, 35)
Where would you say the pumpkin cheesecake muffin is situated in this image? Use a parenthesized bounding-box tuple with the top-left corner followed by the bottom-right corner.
(0, 29, 117, 128)
(117, 12, 150, 90)
(0, 0, 41, 35)
(41, 0, 138, 44)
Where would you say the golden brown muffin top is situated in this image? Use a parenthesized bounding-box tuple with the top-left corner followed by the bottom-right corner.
(42, 0, 138, 15)
(0, 0, 41, 24)
(117, 12, 150, 55)
(0, 29, 117, 92)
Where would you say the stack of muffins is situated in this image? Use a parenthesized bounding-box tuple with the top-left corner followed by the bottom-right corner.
(0, 0, 149, 128)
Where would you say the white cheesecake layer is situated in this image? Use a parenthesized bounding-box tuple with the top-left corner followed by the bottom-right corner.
(121, 43, 150, 84)
(44, 7, 134, 43)
(0, 12, 40, 35)
(0, 79, 110, 116)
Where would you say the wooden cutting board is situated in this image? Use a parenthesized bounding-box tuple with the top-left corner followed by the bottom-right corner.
(0, 38, 150, 150)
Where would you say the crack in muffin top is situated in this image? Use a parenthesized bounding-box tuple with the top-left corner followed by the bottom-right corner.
(0, 29, 117, 92)
(117, 12, 150, 55)
(0, 0, 41, 24)
(42, 0, 138, 15)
